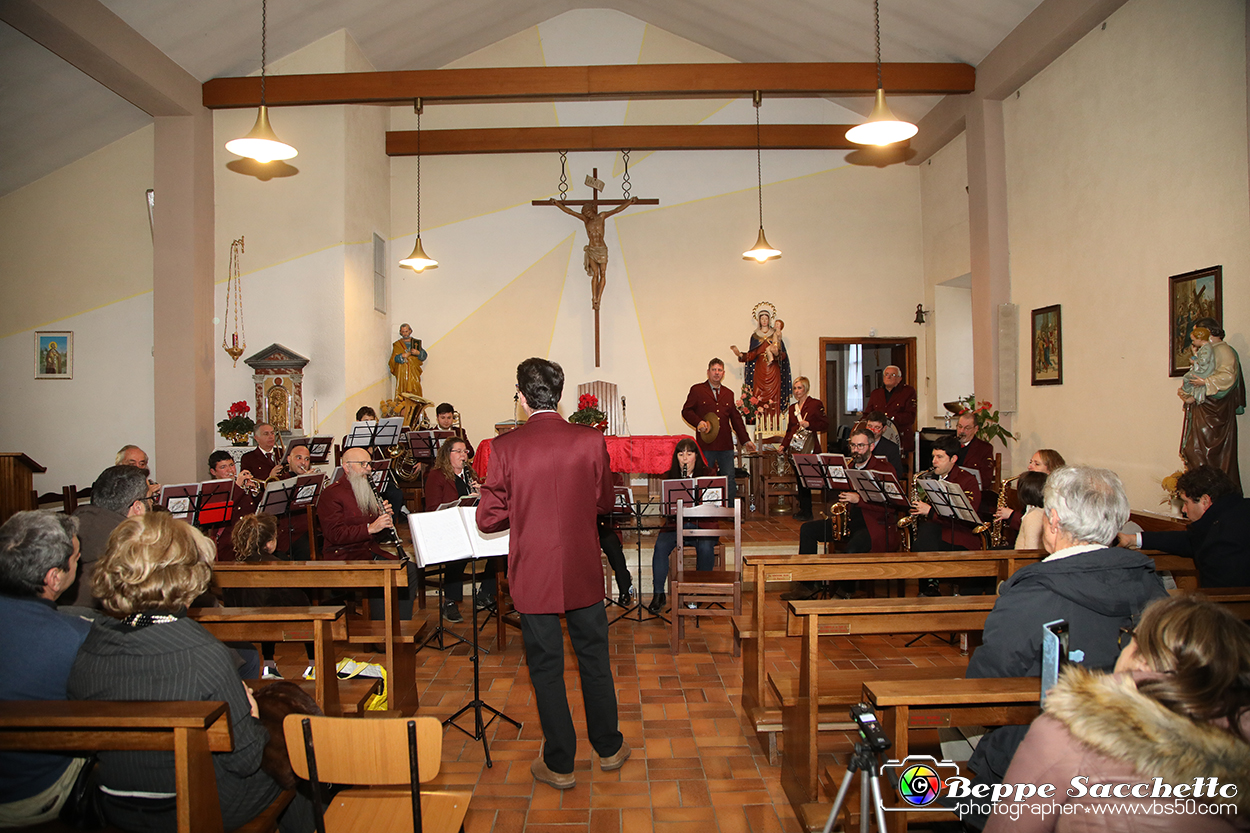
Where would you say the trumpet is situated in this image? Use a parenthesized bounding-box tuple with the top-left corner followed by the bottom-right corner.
(973, 474, 1020, 548)
(898, 468, 936, 552)
(239, 472, 263, 497)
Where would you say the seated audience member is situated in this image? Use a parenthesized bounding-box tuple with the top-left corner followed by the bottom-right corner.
(201, 450, 259, 563)
(0, 512, 92, 827)
(1012, 470, 1048, 551)
(1118, 465, 1249, 588)
(116, 443, 161, 498)
(863, 411, 904, 477)
(67, 512, 313, 833)
(240, 422, 281, 481)
(436, 402, 475, 459)
(64, 464, 148, 608)
(224, 514, 315, 680)
(424, 437, 481, 623)
(985, 594, 1250, 832)
(647, 439, 718, 614)
(963, 465, 1169, 828)
(994, 448, 1065, 541)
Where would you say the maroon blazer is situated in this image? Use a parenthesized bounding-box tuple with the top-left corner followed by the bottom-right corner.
(207, 485, 255, 563)
(681, 382, 750, 452)
(850, 455, 901, 552)
(783, 397, 829, 453)
(424, 468, 469, 511)
(240, 448, 280, 481)
(316, 478, 390, 561)
(866, 383, 917, 447)
(930, 466, 983, 550)
(476, 411, 614, 614)
(956, 437, 996, 496)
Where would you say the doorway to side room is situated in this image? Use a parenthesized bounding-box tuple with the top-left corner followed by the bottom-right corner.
(819, 337, 917, 460)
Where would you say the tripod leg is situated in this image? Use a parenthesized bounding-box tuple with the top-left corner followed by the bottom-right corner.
(823, 761, 859, 833)
(869, 773, 889, 833)
(860, 768, 871, 833)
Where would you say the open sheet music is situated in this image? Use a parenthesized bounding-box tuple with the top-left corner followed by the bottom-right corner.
(660, 476, 727, 513)
(917, 477, 983, 525)
(407, 504, 509, 567)
(342, 417, 404, 450)
(158, 480, 235, 524)
(791, 453, 851, 491)
(844, 467, 910, 509)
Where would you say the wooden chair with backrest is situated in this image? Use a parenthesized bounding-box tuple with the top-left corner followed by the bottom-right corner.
(670, 497, 742, 654)
(283, 714, 470, 833)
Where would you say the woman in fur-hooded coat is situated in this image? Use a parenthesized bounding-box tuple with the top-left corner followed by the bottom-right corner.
(985, 595, 1250, 833)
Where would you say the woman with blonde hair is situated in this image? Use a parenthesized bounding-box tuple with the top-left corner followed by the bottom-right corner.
(985, 594, 1250, 832)
(68, 512, 312, 833)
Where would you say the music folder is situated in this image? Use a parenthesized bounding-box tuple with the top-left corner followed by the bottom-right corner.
(917, 477, 982, 525)
(407, 504, 509, 568)
(845, 468, 909, 509)
(159, 480, 236, 525)
(660, 476, 728, 513)
(305, 436, 334, 464)
(610, 486, 633, 516)
(792, 453, 851, 491)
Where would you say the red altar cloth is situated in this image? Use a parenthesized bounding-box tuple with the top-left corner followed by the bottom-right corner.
(473, 433, 691, 478)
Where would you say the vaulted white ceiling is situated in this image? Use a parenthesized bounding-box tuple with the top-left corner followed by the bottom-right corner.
(0, 0, 1044, 196)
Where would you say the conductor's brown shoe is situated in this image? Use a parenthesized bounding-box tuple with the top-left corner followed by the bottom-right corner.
(599, 740, 631, 771)
(531, 757, 575, 790)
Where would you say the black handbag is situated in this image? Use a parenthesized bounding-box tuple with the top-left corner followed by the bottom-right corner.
(58, 755, 106, 829)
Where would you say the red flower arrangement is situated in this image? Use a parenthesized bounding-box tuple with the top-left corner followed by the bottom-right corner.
(954, 394, 1016, 446)
(570, 394, 608, 430)
(217, 400, 256, 441)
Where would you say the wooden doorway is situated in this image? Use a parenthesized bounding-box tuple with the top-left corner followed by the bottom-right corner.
(818, 336, 917, 448)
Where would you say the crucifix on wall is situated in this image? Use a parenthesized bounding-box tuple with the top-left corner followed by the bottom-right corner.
(533, 166, 658, 366)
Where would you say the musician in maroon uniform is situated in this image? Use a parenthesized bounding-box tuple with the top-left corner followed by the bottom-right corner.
(783, 376, 828, 521)
(865, 365, 917, 451)
(240, 422, 281, 481)
(317, 447, 393, 561)
(954, 410, 997, 515)
(911, 435, 984, 578)
(680, 358, 756, 503)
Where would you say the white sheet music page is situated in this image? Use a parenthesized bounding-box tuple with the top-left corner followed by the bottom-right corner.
(407, 508, 475, 567)
(464, 506, 509, 558)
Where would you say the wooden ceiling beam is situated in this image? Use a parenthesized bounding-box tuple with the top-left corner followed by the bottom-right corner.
(202, 62, 974, 109)
(386, 124, 873, 156)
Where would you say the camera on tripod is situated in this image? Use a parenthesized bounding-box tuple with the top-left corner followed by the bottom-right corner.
(850, 703, 891, 754)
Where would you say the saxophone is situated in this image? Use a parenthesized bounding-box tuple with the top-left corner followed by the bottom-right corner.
(826, 500, 848, 540)
(974, 474, 1020, 548)
(897, 468, 936, 552)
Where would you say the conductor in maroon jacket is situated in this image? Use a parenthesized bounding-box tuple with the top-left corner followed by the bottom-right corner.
(477, 358, 629, 790)
(680, 358, 756, 503)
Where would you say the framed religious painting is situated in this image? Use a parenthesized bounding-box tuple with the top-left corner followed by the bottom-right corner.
(35, 331, 72, 380)
(1168, 266, 1222, 377)
(1030, 305, 1062, 386)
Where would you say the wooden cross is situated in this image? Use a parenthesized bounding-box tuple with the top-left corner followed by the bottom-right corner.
(534, 168, 659, 366)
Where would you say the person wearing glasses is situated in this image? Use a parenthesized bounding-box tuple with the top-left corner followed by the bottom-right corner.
(958, 466, 1169, 830)
(864, 366, 916, 453)
(424, 437, 482, 623)
(316, 447, 395, 561)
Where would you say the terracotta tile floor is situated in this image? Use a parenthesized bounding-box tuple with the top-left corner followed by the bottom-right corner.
(275, 510, 969, 832)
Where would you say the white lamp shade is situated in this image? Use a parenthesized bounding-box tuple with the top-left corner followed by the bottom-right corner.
(845, 89, 918, 147)
(225, 106, 298, 162)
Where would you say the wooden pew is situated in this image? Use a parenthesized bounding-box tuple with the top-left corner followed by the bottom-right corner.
(211, 561, 428, 715)
(736, 549, 1041, 763)
(0, 700, 292, 833)
(863, 677, 1041, 833)
(776, 596, 1000, 829)
(189, 605, 349, 716)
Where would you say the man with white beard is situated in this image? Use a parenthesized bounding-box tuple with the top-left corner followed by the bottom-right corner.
(317, 447, 395, 561)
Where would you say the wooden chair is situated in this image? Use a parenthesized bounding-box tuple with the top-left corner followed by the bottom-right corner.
(670, 498, 742, 654)
(283, 714, 471, 833)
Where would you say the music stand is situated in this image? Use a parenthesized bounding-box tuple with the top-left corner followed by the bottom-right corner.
(304, 436, 335, 465)
(408, 429, 455, 464)
(917, 477, 983, 528)
(793, 454, 847, 558)
(160, 480, 236, 526)
(442, 561, 522, 767)
(609, 495, 669, 626)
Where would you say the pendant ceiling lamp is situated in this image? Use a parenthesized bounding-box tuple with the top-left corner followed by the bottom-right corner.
(225, 0, 297, 163)
(400, 99, 438, 272)
(845, 0, 918, 147)
(743, 91, 781, 263)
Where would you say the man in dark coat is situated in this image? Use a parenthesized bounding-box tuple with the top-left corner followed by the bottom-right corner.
(63, 465, 148, 608)
(864, 365, 917, 451)
(1119, 464, 1249, 587)
(962, 465, 1168, 829)
(477, 358, 629, 790)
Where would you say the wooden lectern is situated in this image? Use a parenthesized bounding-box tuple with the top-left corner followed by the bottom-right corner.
(0, 453, 46, 525)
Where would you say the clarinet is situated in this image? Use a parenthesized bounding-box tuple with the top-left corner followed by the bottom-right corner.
(366, 473, 407, 561)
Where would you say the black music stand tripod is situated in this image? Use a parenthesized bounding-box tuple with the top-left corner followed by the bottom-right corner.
(609, 498, 667, 626)
(443, 578, 520, 767)
(420, 565, 472, 652)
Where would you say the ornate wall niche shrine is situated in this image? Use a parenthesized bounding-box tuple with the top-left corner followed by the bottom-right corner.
(244, 344, 309, 436)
